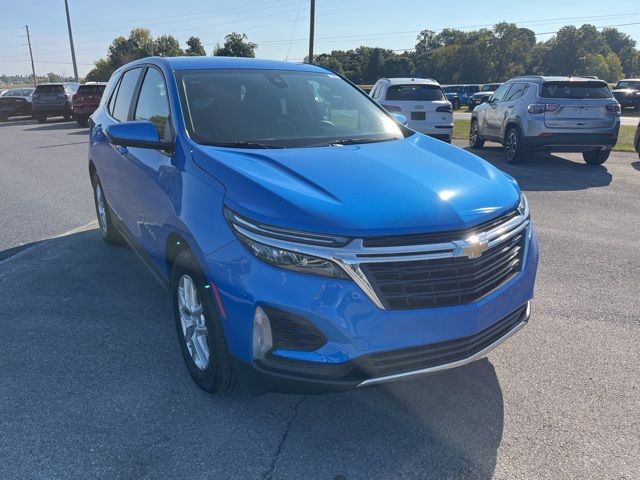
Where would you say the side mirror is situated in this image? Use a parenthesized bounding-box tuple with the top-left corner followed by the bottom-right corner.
(391, 113, 408, 126)
(105, 120, 172, 150)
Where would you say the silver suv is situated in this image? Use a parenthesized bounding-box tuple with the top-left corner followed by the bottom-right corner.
(469, 76, 621, 165)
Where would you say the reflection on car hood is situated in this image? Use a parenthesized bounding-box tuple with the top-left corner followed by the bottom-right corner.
(473, 91, 494, 97)
(193, 135, 520, 237)
(612, 88, 638, 93)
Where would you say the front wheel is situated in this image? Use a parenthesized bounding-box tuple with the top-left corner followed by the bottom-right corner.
(91, 173, 123, 245)
(582, 149, 610, 165)
(171, 250, 236, 394)
(469, 119, 485, 149)
(504, 126, 527, 164)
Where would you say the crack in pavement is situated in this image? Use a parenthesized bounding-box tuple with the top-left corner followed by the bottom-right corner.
(263, 395, 306, 480)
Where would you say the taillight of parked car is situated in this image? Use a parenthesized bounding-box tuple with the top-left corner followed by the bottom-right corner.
(436, 105, 453, 113)
(381, 104, 402, 113)
(527, 103, 559, 114)
(605, 104, 621, 115)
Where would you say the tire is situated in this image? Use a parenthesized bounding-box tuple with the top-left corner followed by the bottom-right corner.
(582, 149, 611, 165)
(469, 119, 485, 149)
(64, 114, 72, 121)
(91, 173, 123, 245)
(171, 250, 236, 394)
(0, 114, 8, 122)
(37, 115, 47, 123)
(452, 98, 461, 110)
(77, 116, 88, 127)
(504, 126, 527, 164)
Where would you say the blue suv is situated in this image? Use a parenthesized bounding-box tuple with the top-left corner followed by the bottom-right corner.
(89, 57, 539, 395)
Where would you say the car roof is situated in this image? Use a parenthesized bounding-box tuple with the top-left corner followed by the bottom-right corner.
(380, 77, 440, 86)
(119, 56, 331, 74)
(509, 75, 607, 84)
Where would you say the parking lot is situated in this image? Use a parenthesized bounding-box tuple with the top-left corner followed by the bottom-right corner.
(1, 118, 639, 479)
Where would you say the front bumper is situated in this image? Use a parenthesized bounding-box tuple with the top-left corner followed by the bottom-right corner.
(205, 223, 539, 394)
(233, 303, 530, 394)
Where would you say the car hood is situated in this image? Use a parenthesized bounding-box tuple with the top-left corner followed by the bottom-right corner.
(192, 135, 521, 237)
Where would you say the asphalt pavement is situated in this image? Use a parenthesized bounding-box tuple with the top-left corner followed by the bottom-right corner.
(0, 118, 639, 479)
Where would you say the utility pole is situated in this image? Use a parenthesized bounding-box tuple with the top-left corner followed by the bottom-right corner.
(308, 0, 315, 63)
(25, 26, 37, 87)
(64, 0, 78, 81)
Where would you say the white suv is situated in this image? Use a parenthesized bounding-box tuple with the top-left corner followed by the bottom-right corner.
(369, 78, 453, 142)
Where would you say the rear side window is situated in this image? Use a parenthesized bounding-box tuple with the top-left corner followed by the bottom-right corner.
(134, 68, 170, 140)
(505, 83, 528, 101)
(35, 85, 64, 94)
(109, 68, 142, 121)
(490, 83, 512, 102)
(540, 82, 612, 99)
(386, 85, 445, 101)
(77, 85, 105, 95)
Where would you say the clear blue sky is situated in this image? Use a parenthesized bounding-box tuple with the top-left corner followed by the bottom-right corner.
(1, 0, 639, 77)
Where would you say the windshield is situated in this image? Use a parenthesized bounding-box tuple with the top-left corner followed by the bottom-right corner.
(616, 81, 640, 89)
(35, 85, 64, 94)
(481, 84, 501, 92)
(385, 84, 444, 101)
(177, 69, 405, 148)
(540, 81, 612, 99)
(442, 86, 461, 93)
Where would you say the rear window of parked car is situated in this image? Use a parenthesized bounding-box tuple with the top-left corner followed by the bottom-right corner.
(34, 85, 64, 94)
(386, 85, 445, 101)
(615, 81, 640, 89)
(76, 85, 105, 95)
(540, 81, 612, 99)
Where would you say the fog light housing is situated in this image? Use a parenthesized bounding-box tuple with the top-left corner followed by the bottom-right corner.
(252, 307, 273, 360)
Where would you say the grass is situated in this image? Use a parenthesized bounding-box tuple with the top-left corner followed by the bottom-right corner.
(452, 119, 638, 152)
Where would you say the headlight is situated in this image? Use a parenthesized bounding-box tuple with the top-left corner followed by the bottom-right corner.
(225, 208, 349, 279)
(517, 192, 528, 216)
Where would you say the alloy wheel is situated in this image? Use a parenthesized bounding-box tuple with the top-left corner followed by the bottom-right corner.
(506, 130, 517, 162)
(95, 183, 107, 234)
(177, 274, 210, 371)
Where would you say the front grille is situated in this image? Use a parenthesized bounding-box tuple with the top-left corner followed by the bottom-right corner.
(355, 304, 528, 378)
(361, 230, 525, 310)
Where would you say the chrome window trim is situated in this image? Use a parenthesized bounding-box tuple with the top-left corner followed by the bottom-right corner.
(228, 199, 530, 310)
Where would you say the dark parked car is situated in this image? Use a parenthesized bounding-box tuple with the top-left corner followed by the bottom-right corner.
(0, 88, 34, 121)
(634, 121, 640, 158)
(442, 84, 481, 109)
(32, 83, 79, 122)
(72, 82, 107, 126)
(611, 79, 640, 111)
(469, 83, 503, 110)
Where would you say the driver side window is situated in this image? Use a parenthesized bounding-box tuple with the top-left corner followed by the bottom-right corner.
(490, 83, 512, 103)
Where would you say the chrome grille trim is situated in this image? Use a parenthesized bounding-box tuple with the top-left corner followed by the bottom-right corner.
(230, 202, 530, 310)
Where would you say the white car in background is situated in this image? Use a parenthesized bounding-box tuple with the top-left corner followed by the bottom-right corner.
(369, 77, 454, 142)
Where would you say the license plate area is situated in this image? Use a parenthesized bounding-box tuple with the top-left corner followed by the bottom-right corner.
(411, 111, 426, 121)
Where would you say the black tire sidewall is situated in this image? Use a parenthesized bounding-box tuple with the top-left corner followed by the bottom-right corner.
(469, 119, 484, 149)
(505, 126, 524, 164)
(91, 173, 122, 244)
(170, 251, 233, 393)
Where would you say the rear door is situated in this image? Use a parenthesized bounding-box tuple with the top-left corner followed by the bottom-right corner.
(540, 81, 617, 130)
(381, 83, 450, 131)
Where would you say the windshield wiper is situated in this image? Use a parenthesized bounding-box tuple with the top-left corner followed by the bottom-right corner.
(307, 137, 399, 147)
(204, 141, 285, 149)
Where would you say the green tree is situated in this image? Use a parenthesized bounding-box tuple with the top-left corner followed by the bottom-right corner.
(491, 23, 536, 80)
(154, 34, 182, 57)
(185, 36, 206, 56)
(46, 72, 62, 83)
(605, 52, 624, 81)
(213, 33, 257, 57)
(85, 59, 115, 82)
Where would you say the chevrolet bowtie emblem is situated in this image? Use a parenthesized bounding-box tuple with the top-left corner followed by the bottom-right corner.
(457, 234, 489, 259)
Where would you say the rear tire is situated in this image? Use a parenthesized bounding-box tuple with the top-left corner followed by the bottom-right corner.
(582, 149, 610, 165)
(469, 119, 485, 149)
(171, 250, 236, 394)
(504, 126, 527, 164)
(91, 173, 123, 245)
(0, 114, 8, 122)
(37, 115, 46, 123)
(76, 116, 88, 127)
